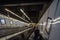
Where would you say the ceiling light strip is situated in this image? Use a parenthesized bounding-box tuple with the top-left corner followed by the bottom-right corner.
(5, 8, 29, 22)
(20, 9, 32, 22)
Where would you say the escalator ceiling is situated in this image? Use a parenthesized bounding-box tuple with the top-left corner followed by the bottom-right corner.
(0, 0, 53, 23)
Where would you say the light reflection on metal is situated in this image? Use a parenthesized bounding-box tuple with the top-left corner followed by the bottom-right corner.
(52, 21, 60, 24)
(53, 17, 60, 21)
(39, 17, 60, 25)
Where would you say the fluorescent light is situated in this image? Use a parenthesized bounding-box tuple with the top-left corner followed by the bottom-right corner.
(5, 8, 29, 22)
(20, 9, 32, 22)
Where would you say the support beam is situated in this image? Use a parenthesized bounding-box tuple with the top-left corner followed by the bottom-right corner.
(1, 2, 45, 6)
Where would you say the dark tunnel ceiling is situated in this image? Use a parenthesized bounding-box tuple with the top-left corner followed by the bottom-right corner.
(0, 0, 53, 23)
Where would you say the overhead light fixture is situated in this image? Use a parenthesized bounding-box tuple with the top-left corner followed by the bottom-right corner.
(5, 8, 29, 22)
(20, 9, 32, 22)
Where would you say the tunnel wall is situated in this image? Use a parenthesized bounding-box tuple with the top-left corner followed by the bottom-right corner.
(49, 0, 60, 40)
(38, 0, 60, 40)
